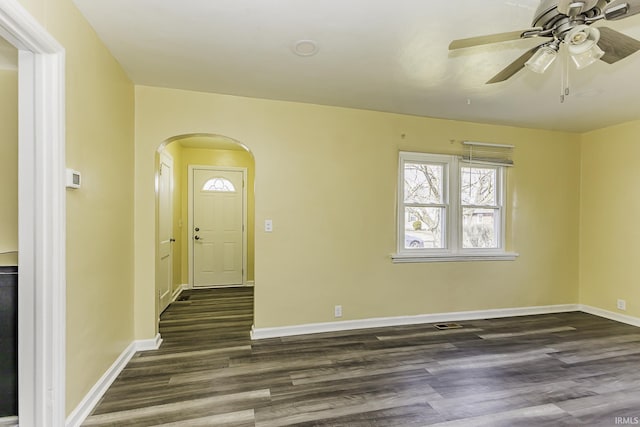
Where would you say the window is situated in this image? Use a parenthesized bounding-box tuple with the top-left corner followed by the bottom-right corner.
(395, 152, 516, 262)
(403, 159, 447, 249)
(202, 177, 236, 192)
(461, 166, 500, 249)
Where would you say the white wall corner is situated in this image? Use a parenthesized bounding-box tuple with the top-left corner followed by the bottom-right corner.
(250, 304, 581, 340)
(135, 333, 163, 352)
(579, 304, 640, 328)
(171, 284, 188, 302)
(65, 334, 162, 427)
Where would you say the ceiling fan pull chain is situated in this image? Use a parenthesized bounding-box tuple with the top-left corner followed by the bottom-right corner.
(560, 48, 571, 103)
(565, 50, 571, 98)
(560, 50, 566, 103)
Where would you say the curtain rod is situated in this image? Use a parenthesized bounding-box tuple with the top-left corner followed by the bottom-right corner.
(463, 141, 514, 148)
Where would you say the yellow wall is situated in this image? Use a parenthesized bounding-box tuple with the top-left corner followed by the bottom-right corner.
(580, 120, 640, 318)
(135, 86, 581, 334)
(0, 69, 17, 266)
(178, 147, 256, 283)
(16, 0, 136, 414)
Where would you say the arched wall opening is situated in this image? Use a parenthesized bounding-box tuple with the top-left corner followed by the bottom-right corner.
(154, 133, 256, 318)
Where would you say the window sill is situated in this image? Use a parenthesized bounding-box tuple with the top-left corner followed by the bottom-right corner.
(391, 252, 519, 263)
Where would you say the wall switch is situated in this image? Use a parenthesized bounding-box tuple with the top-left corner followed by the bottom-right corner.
(265, 219, 273, 232)
(334, 305, 342, 318)
(617, 299, 627, 311)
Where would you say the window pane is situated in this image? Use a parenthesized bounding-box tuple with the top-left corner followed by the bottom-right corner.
(202, 177, 236, 192)
(462, 208, 498, 249)
(404, 207, 444, 249)
(461, 167, 496, 206)
(404, 163, 443, 204)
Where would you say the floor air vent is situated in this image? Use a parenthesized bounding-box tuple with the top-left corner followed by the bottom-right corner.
(434, 323, 463, 330)
(177, 295, 191, 301)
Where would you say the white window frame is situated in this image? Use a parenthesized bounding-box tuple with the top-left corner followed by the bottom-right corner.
(393, 152, 518, 263)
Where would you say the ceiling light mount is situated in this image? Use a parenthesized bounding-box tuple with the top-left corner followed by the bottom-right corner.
(292, 39, 319, 57)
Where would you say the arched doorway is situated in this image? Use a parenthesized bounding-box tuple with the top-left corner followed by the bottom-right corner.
(155, 134, 255, 316)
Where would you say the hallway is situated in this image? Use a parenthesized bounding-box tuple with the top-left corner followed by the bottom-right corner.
(84, 287, 256, 426)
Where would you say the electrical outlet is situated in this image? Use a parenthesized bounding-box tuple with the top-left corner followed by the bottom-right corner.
(265, 219, 273, 232)
(334, 305, 342, 318)
(617, 299, 627, 311)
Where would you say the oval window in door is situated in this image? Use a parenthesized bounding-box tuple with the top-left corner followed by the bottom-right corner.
(202, 177, 236, 192)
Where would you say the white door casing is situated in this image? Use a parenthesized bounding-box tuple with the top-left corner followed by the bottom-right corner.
(157, 152, 173, 312)
(189, 166, 246, 287)
(0, 1, 66, 425)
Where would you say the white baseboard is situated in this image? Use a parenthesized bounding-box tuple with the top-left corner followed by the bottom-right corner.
(135, 333, 163, 352)
(579, 304, 640, 328)
(246, 280, 255, 287)
(251, 304, 581, 340)
(65, 334, 162, 427)
(171, 284, 189, 302)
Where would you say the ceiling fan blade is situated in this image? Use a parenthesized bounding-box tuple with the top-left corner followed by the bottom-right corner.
(597, 26, 640, 64)
(603, 0, 640, 20)
(486, 46, 540, 84)
(449, 28, 544, 50)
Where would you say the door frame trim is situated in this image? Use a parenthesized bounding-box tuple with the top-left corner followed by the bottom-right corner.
(0, 1, 67, 424)
(188, 165, 247, 288)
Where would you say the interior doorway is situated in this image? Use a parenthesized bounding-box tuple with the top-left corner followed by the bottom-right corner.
(0, 35, 18, 423)
(155, 134, 255, 322)
(157, 151, 174, 313)
(0, 2, 67, 424)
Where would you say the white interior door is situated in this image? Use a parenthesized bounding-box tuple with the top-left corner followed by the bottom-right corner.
(192, 168, 244, 287)
(157, 152, 173, 312)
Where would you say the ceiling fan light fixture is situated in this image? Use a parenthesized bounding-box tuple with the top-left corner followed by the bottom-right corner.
(566, 26, 603, 69)
(524, 44, 558, 73)
(570, 43, 605, 69)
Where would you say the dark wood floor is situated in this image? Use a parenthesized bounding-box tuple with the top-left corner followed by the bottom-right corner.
(84, 288, 640, 426)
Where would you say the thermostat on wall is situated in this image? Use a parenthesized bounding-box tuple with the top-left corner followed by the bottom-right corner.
(66, 169, 81, 189)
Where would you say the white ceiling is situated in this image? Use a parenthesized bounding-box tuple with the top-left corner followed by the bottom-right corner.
(73, 0, 640, 132)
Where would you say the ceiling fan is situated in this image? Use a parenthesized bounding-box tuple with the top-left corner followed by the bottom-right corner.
(449, 0, 640, 84)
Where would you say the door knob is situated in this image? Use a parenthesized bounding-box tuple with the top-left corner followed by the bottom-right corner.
(194, 235, 200, 240)
(195, 227, 200, 232)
